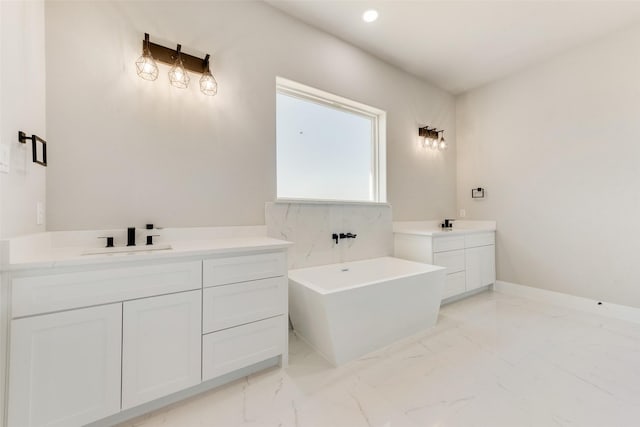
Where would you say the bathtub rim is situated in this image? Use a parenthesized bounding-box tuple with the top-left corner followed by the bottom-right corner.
(288, 256, 445, 295)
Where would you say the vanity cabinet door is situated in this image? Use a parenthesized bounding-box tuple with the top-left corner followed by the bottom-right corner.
(121, 290, 201, 409)
(465, 245, 496, 291)
(8, 304, 122, 427)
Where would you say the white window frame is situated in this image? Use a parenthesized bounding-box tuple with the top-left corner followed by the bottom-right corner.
(276, 77, 387, 204)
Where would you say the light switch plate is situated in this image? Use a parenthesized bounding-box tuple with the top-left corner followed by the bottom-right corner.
(0, 144, 10, 174)
(36, 202, 45, 225)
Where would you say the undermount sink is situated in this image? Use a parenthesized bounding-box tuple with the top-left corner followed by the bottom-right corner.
(82, 244, 172, 256)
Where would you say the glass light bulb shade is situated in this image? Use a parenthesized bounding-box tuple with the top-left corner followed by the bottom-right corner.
(439, 138, 448, 150)
(135, 53, 159, 81)
(168, 60, 190, 89)
(199, 71, 218, 96)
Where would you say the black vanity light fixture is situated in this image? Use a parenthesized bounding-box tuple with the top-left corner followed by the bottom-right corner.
(199, 54, 218, 96)
(135, 33, 217, 96)
(135, 33, 159, 81)
(18, 131, 47, 167)
(168, 44, 190, 89)
(418, 126, 448, 151)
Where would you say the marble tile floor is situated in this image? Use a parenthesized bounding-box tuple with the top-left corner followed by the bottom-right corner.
(120, 290, 640, 427)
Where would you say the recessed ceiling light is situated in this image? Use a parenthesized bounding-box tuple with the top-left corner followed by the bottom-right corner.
(362, 9, 378, 23)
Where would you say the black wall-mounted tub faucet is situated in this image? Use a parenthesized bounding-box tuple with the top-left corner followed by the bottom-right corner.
(332, 232, 358, 244)
(339, 233, 357, 239)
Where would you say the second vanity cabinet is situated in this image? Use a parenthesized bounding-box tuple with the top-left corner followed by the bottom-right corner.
(465, 239, 496, 292)
(394, 231, 496, 300)
(5, 248, 288, 427)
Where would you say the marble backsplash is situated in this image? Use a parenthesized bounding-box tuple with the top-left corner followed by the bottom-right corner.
(265, 202, 393, 269)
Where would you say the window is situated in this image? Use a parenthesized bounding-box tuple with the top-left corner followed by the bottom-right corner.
(276, 78, 386, 203)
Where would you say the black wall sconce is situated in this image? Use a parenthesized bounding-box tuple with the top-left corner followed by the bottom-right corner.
(418, 126, 447, 151)
(135, 33, 218, 96)
(18, 131, 47, 167)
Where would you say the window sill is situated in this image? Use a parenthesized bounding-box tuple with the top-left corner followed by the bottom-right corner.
(274, 198, 391, 207)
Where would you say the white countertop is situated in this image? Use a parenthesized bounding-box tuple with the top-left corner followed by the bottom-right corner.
(2, 230, 292, 271)
(393, 220, 496, 237)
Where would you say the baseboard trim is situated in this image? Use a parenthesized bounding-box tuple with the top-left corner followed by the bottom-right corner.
(441, 285, 491, 306)
(494, 280, 640, 324)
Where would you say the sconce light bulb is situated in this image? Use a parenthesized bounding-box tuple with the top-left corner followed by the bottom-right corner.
(362, 9, 379, 23)
(135, 52, 159, 81)
(439, 138, 448, 151)
(169, 58, 190, 89)
(200, 70, 218, 96)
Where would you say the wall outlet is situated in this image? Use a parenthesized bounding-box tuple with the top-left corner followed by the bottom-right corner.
(36, 202, 45, 225)
(459, 208, 466, 218)
(0, 144, 10, 174)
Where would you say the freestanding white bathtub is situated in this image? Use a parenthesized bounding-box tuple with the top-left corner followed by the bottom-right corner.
(288, 256, 446, 366)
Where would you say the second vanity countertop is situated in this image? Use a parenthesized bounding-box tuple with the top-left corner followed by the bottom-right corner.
(393, 220, 496, 237)
(2, 230, 292, 272)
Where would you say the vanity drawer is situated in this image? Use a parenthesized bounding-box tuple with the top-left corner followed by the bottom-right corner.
(465, 232, 495, 248)
(442, 271, 466, 299)
(11, 261, 202, 318)
(432, 236, 465, 253)
(433, 250, 465, 274)
(203, 252, 286, 288)
(202, 316, 285, 381)
(202, 276, 286, 333)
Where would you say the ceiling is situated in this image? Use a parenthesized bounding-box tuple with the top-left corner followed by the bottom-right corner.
(266, 1, 640, 94)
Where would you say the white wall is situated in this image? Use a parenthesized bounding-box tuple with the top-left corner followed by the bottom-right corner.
(456, 24, 640, 308)
(0, 0, 47, 239)
(45, 1, 456, 231)
(0, 0, 47, 422)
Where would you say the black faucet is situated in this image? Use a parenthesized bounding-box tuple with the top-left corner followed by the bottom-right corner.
(127, 227, 136, 246)
(441, 219, 455, 229)
(98, 236, 114, 248)
(332, 232, 357, 244)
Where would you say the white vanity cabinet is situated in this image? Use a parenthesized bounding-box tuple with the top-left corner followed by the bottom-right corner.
(394, 230, 496, 301)
(7, 261, 201, 427)
(464, 232, 496, 292)
(4, 245, 289, 427)
(201, 252, 288, 381)
(121, 290, 202, 409)
(465, 245, 496, 291)
(8, 304, 122, 427)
